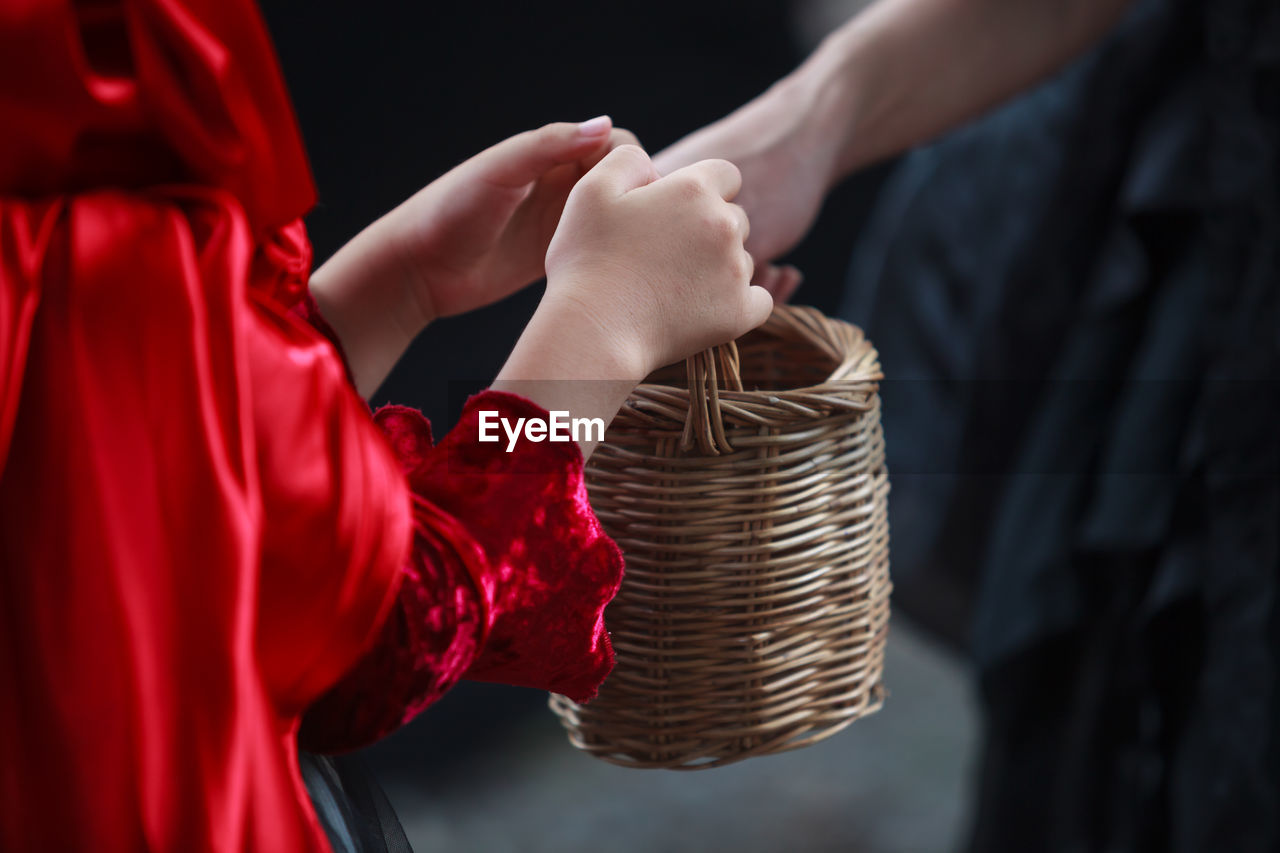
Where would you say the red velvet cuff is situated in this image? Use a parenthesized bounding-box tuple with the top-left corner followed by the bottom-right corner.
(390, 391, 624, 700)
(298, 386, 624, 752)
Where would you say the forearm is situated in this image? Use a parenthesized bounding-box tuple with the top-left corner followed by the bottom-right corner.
(792, 0, 1136, 178)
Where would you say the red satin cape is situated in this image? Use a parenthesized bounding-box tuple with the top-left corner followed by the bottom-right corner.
(0, 1, 623, 849)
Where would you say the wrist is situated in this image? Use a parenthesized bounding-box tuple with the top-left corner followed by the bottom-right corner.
(310, 216, 433, 396)
(790, 19, 877, 179)
(311, 217, 434, 338)
(376, 207, 445, 334)
(496, 286, 645, 459)
(516, 286, 650, 382)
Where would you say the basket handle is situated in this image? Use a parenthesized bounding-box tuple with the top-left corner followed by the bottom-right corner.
(680, 341, 743, 456)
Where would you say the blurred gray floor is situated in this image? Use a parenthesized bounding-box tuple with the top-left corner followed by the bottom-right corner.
(381, 618, 978, 853)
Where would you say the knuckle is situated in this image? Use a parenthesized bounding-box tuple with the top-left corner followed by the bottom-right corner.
(574, 170, 606, 195)
(548, 121, 580, 143)
(571, 174, 610, 206)
(693, 210, 723, 242)
(598, 144, 653, 184)
(704, 209, 739, 244)
(612, 143, 649, 166)
(672, 172, 706, 200)
(712, 158, 742, 181)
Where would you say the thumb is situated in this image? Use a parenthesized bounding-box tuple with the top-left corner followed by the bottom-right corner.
(472, 117, 616, 189)
(741, 285, 775, 332)
(585, 144, 662, 197)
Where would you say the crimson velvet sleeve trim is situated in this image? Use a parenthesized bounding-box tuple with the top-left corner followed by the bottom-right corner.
(298, 391, 624, 753)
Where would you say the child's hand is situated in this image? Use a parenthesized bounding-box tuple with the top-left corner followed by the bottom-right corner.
(653, 82, 818, 305)
(542, 145, 774, 378)
(386, 117, 639, 319)
(310, 118, 636, 395)
(493, 145, 773, 458)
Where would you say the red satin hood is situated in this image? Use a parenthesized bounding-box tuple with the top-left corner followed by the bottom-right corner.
(0, 0, 314, 232)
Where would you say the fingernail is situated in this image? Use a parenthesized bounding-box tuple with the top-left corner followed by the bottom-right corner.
(577, 115, 611, 136)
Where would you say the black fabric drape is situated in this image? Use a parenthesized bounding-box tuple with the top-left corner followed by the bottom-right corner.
(842, 0, 1280, 849)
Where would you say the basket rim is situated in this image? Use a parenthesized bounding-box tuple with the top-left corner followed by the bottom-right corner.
(631, 304, 883, 405)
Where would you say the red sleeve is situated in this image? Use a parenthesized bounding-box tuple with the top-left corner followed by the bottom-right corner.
(296, 388, 624, 753)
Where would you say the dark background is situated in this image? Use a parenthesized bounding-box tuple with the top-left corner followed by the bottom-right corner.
(260, 0, 895, 779)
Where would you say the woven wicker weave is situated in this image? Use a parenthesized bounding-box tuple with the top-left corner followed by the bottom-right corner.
(549, 304, 891, 769)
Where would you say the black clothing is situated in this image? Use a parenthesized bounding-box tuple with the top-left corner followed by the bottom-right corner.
(843, 0, 1280, 849)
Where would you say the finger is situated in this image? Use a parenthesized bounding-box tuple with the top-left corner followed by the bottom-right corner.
(667, 158, 742, 201)
(607, 127, 642, 151)
(753, 263, 802, 302)
(474, 117, 616, 189)
(578, 127, 644, 172)
(586, 144, 662, 196)
(752, 262, 780, 292)
(772, 265, 803, 303)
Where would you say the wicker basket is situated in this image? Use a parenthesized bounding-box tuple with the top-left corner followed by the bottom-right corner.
(549, 304, 891, 769)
